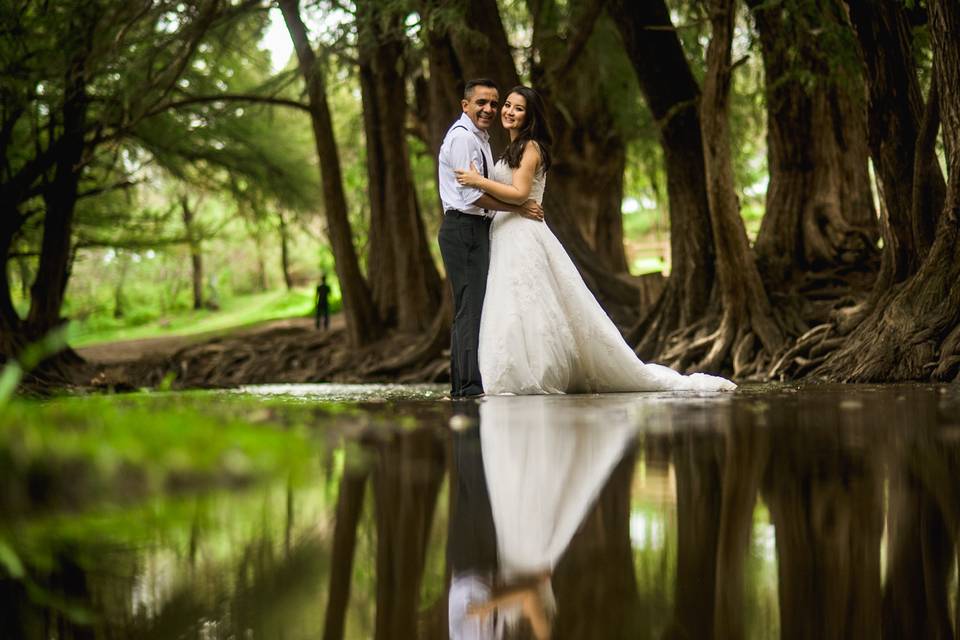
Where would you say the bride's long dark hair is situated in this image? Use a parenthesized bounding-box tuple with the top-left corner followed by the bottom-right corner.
(499, 85, 553, 173)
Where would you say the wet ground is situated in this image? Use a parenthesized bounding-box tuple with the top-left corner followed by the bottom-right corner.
(2, 383, 960, 639)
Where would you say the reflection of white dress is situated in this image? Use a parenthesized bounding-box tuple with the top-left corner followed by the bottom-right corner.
(479, 396, 640, 579)
(478, 160, 735, 395)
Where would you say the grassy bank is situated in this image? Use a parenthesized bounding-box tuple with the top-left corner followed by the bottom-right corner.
(67, 287, 331, 348)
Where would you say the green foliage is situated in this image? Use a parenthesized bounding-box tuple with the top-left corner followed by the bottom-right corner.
(0, 394, 323, 514)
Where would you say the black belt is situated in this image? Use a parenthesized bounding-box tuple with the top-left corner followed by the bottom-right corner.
(445, 209, 492, 221)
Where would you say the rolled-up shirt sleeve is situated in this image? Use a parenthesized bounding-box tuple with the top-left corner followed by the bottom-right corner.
(447, 134, 486, 206)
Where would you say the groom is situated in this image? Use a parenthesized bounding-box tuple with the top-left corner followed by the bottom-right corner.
(437, 78, 543, 398)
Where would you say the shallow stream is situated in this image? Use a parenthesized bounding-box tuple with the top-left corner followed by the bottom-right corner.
(2, 383, 959, 639)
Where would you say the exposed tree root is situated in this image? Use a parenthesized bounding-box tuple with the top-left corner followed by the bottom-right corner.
(97, 323, 451, 390)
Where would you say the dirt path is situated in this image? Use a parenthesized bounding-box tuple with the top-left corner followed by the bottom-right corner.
(76, 313, 345, 364)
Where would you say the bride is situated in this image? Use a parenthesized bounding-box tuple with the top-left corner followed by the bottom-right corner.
(455, 85, 735, 395)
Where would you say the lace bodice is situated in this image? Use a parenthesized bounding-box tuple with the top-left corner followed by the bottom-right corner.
(491, 159, 547, 205)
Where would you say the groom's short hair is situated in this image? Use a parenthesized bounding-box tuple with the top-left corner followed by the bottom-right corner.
(463, 78, 499, 98)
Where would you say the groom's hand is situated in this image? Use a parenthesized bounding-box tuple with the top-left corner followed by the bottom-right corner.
(517, 199, 544, 221)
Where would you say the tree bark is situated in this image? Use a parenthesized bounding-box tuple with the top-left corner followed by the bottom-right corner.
(815, 0, 960, 381)
(180, 196, 204, 310)
(696, 0, 784, 374)
(419, 0, 464, 157)
(358, 2, 442, 333)
(608, 0, 717, 357)
(280, 0, 382, 347)
(447, 0, 520, 155)
(531, 6, 631, 274)
(844, 0, 946, 283)
(750, 0, 878, 282)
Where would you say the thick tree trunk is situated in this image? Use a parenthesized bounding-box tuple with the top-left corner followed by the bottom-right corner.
(815, 0, 960, 381)
(447, 0, 520, 154)
(750, 0, 878, 282)
(358, 3, 442, 332)
(844, 0, 946, 284)
(528, 5, 631, 275)
(180, 196, 204, 310)
(695, 0, 784, 375)
(608, 0, 717, 357)
(280, 0, 382, 347)
(419, 0, 464, 156)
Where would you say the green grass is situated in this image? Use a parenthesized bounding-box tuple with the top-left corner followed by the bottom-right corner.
(67, 287, 323, 348)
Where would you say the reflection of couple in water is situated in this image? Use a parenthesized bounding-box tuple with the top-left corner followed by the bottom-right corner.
(447, 397, 641, 639)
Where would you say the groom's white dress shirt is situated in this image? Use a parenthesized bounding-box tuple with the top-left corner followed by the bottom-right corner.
(438, 113, 495, 217)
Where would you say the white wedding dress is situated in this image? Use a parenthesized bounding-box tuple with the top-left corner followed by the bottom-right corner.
(478, 160, 736, 395)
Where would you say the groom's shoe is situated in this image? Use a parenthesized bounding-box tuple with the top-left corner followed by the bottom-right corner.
(457, 383, 484, 399)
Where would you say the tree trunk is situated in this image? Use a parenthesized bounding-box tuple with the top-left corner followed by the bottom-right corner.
(278, 211, 293, 291)
(358, 2, 442, 332)
(419, 0, 464, 157)
(279, 0, 382, 347)
(26, 52, 88, 337)
(750, 0, 878, 283)
(180, 196, 204, 310)
(844, 0, 946, 284)
(815, 0, 960, 381)
(531, 9, 631, 274)
(695, 0, 784, 375)
(447, 0, 520, 155)
(608, 0, 717, 357)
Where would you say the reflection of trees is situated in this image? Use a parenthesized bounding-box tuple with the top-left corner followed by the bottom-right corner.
(713, 407, 770, 640)
(371, 426, 446, 639)
(323, 456, 369, 640)
(761, 401, 883, 640)
(883, 401, 958, 640)
(553, 446, 640, 640)
(667, 427, 722, 640)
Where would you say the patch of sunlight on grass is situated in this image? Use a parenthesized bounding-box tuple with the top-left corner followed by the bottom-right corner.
(68, 287, 317, 347)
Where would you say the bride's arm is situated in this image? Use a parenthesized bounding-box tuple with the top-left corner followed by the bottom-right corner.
(455, 143, 541, 205)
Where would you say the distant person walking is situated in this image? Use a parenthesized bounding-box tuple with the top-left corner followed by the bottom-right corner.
(315, 274, 330, 330)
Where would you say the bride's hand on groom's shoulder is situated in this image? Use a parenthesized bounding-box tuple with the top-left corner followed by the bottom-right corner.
(454, 163, 483, 187)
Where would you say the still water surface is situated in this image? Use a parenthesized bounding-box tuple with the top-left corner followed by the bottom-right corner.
(2, 383, 960, 639)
